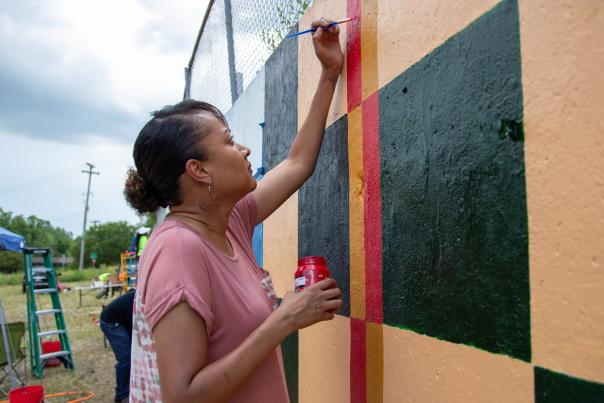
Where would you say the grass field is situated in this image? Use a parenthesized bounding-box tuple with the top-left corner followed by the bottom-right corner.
(0, 267, 111, 286)
(0, 277, 122, 401)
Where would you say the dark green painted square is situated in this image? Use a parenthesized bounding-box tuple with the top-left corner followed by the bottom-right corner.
(379, 0, 530, 360)
(535, 367, 604, 403)
(281, 321, 299, 403)
(264, 24, 298, 171)
(298, 116, 350, 316)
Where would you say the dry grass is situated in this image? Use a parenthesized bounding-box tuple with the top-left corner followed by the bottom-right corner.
(0, 281, 122, 402)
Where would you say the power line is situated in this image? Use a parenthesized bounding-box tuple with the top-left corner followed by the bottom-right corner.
(50, 212, 84, 222)
(0, 169, 79, 193)
(78, 163, 100, 271)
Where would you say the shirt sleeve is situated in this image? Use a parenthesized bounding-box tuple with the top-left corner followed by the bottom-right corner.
(142, 226, 214, 335)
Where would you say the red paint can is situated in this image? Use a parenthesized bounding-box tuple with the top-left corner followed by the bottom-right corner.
(295, 256, 330, 292)
(9, 385, 44, 402)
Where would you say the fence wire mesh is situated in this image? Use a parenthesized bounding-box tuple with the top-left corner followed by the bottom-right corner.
(188, 0, 311, 113)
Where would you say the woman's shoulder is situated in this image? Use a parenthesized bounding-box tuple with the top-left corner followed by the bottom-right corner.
(139, 221, 210, 294)
(152, 219, 203, 244)
(144, 220, 207, 262)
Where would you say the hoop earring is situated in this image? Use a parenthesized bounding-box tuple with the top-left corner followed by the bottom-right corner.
(198, 181, 216, 211)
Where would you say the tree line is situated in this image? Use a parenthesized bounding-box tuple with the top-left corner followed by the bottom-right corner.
(0, 208, 155, 273)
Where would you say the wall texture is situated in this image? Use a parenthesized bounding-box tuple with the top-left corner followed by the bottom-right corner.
(244, 0, 603, 401)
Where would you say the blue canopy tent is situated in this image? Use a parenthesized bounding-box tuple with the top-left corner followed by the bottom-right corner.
(0, 228, 25, 391)
(0, 227, 24, 252)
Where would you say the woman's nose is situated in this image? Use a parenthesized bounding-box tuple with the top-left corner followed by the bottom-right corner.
(237, 143, 251, 157)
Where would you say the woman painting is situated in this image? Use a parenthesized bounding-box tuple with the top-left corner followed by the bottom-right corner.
(124, 18, 343, 403)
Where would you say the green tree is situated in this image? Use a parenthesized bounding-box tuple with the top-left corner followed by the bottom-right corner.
(84, 221, 135, 266)
(0, 252, 21, 274)
(260, 0, 311, 51)
(0, 208, 77, 272)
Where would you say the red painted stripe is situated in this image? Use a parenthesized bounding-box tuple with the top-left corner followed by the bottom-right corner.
(347, 0, 362, 111)
(350, 318, 367, 403)
(363, 92, 383, 324)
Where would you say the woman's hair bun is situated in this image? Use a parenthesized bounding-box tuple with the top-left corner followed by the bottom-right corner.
(124, 167, 165, 214)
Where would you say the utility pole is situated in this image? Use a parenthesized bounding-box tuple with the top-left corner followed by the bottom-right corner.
(79, 163, 99, 271)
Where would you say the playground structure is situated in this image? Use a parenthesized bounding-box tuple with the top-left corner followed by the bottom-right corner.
(119, 252, 137, 291)
(118, 226, 151, 292)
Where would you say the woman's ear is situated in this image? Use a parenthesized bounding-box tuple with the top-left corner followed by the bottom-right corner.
(184, 159, 212, 185)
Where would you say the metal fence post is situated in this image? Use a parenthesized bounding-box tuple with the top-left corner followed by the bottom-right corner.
(224, 0, 239, 104)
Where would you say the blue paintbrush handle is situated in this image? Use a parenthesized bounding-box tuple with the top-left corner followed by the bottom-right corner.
(286, 21, 338, 39)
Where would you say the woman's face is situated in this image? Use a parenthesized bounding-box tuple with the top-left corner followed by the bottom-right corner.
(195, 112, 257, 200)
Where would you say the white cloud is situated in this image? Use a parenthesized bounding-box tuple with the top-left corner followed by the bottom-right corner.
(0, 131, 139, 235)
(0, 0, 209, 235)
(0, 0, 208, 142)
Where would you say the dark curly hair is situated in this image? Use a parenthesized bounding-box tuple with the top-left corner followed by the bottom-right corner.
(124, 100, 227, 214)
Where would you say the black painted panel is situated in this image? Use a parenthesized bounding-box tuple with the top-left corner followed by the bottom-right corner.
(380, 0, 530, 360)
(263, 24, 298, 171)
(298, 116, 350, 316)
(535, 367, 604, 403)
(281, 330, 299, 403)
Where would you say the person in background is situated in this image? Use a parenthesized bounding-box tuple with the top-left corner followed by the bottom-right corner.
(96, 272, 112, 299)
(100, 289, 135, 403)
(132, 227, 150, 260)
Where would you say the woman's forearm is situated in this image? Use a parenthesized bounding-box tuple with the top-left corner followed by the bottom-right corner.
(287, 71, 338, 175)
(180, 310, 291, 403)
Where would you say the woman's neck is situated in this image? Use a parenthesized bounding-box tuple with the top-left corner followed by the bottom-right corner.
(167, 203, 235, 256)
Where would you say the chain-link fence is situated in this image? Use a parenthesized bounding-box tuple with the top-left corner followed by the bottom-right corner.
(187, 0, 312, 113)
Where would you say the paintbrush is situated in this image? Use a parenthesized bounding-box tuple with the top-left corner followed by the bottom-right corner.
(286, 17, 354, 39)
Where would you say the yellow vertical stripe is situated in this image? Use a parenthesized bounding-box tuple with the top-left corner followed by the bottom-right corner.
(361, 0, 379, 100)
(366, 322, 384, 403)
(348, 106, 365, 319)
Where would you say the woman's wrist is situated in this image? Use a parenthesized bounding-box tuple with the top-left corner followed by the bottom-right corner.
(320, 69, 340, 86)
(264, 307, 294, 343)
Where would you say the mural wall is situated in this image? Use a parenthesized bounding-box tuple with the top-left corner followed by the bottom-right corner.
(224, 0, 604, 401)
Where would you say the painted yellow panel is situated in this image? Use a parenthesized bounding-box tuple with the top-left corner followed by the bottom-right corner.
(520, 0, 604, 383)
(348, 106, 365, 319)
(361, 0, 379, 100)
(366, 321, 383, 403)
(298, 0, 348, 130)
(377, 0, 500, 89)
(383, 326, 533, 403)
(263, 193, 298, 297)
(299, 315, 350, 403)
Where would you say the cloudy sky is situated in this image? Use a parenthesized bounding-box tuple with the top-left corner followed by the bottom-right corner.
(0, 0, 209, 236)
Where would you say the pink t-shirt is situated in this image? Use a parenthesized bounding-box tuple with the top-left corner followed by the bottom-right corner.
(130, 194, 288, 403)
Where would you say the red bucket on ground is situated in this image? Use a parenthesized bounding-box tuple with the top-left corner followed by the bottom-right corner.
(9, 385, 44, 403)
(41, 340, 61, 367)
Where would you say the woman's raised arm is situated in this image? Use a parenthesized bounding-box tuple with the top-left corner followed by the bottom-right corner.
(252, 18, 344, 224)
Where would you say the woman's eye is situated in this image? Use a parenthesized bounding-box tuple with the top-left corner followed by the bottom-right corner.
(228, 135, 235, 144)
